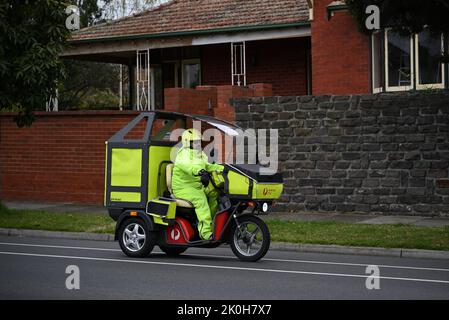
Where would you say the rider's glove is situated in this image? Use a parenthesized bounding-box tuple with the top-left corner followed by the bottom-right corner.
(198, 169, 210, 187)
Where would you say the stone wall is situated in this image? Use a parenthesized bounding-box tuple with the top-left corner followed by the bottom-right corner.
(233, 91, 449, 216)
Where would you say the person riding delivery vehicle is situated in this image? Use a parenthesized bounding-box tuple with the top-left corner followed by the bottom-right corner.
(171, 128, 224, 240)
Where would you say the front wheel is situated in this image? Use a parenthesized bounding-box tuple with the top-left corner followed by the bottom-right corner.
(118, 218, 156, 257)
(230, 215, 270, 262)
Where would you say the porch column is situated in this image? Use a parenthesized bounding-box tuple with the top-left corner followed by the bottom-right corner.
(444, 32, 449, 89)
(128, 63, 135, 109)
(45, 88, 58, 112)
(231, 42, 246, 86)
(136, 49, 151, 110)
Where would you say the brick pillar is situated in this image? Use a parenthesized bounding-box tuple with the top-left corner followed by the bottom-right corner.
(249, 83, 273, 96)
(163, 87, 215, 116)
(311, 0, 371, 95)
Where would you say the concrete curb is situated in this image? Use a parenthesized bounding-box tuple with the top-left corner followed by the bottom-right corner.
(270, 242, 449, 260)
(1, 228, 448, 260)
(0, 228, 115, 242)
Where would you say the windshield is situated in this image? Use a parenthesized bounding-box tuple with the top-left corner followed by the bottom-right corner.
(203, 120, 239, 136)
(190, 115, 247, 137)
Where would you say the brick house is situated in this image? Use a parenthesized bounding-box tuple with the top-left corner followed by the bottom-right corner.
(64, 0, 311, 115)
(63, 0, 449, 113)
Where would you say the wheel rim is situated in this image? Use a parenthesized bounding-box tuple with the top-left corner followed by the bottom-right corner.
(233, 221, 263, 257)
(123, 223, 146, 252)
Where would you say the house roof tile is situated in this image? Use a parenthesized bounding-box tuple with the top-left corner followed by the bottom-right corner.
(71, 0, 310, 42)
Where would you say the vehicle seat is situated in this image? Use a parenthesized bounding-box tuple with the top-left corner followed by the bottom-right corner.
(166, 163, 194, 209)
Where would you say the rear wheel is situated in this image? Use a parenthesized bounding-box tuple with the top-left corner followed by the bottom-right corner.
(230, 215, 270, 262)
(159, 245, 187, 256)
(118, 218, 156, 257)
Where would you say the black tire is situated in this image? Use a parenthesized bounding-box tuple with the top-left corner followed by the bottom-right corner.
(229, 215, 270, 262)
(118, 218, 157, 257)
(159, 245, 188, 256)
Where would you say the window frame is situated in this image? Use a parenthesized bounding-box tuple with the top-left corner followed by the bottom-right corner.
(414, 31, 445, 90)
(371, 29, 447, 93)
(181, 58, 202, 89)
(371, 30, 384, 93)
(384, 28, 415, 92)
(161, 60, 181, 88)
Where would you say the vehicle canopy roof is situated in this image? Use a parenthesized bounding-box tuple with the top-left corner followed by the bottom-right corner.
(107, 111, 246, 144)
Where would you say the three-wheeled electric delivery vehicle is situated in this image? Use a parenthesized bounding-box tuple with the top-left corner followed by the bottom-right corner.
(105, 111, 283, 261)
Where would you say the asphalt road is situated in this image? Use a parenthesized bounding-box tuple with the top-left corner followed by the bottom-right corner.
(0, 235, 448, 300)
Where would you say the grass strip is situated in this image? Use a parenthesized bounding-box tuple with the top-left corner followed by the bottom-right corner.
(0, 206, 115, 234)
(265, 219, 449, 251)
(0, 204, 448, 251)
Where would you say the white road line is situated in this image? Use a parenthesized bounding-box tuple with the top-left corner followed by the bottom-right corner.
(1, 241, 448, 273)
(0, 251, 449, 284)
(0, 251, 449, 285)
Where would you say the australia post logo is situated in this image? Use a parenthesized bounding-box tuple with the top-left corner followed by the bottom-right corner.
(170, 228, 181, 241)
(262, 187, 277, 197)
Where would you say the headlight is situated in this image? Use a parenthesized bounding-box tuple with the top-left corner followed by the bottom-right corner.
(262, 202, 268, 212)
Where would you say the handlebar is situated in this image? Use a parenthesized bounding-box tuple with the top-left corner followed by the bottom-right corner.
(193, 170, 224, 190)
(209, 171, 220, 189)
(202, 171, 225, 188)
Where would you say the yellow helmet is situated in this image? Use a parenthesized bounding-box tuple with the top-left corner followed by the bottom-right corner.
(181, 128, 201, 147)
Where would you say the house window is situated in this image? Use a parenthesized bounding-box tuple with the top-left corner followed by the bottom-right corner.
(182, 59, 201, 88)
(162, 59, 201, 89)
(415, 29, 445, 89)
(385, 29, 413, 91)
(371, 28, 446, 92)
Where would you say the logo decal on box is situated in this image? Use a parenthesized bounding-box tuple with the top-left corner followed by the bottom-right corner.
(171, 228, 181, 241)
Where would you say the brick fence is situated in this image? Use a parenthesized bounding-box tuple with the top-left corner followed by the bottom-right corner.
(0, 111, 140, 204)
(164, 83, 272, 123)
(0, 84, 272, 206)
(233, 91, 449, 216)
